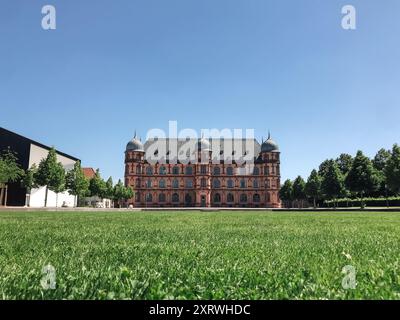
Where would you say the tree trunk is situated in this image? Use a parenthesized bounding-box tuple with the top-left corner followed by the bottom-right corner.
(44, 186, 48, 207)
(360, 192, 365, 209)
(25, 189, 31, 207)
(56, 193, 58, 208)
(0, 185, 4, 206)
(4, 185, 8, 206)
(313, 198, 316, 209)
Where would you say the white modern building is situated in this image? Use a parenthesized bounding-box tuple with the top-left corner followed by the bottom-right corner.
(0, 127, 79, 207)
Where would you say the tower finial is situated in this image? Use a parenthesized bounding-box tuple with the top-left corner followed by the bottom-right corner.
(268, 130, 271, 140)
(134, 130, 137, 138)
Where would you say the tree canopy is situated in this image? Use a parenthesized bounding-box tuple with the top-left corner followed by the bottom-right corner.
(0, 149, 24, 185)
(66, 161, 89, 198)
(305, 169, 322, 208)
(385, 144, 400, 194)
(34, 147, 66, 206)
(345, 151, 380, 199)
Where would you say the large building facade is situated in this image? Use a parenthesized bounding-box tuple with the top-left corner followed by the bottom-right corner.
(124, 132, 281, 208)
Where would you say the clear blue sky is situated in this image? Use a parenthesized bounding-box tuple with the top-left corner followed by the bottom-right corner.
(1, 0, 399, 183)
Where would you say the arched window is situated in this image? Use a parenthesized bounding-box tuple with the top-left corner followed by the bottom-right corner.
(266, 193, 271, 202)
(135, 192, 141, 202)
(240, 194, 248, 203)
(158, 193, 166, 202)
(159, 179, 166, 188)
(253, 167, 260, 175)
(264, 166, 269, 175)
(213, 167, 221, 175)
(213, 179, 221, 188)
(253, 194, 260, 203)
(136, 166, 142, 174)
(172, 179, 179, 188)
(201, 178, 207, 188)
(227, 179, 234, 188)
(146, 167, 153, 175)
(172, 193, 179, 202)
(200, 165, 207, 174)
(159, 166, 167, 175)
(145, 179, 152, 188)
(172, 166, 180, 175)
(146, 193, 152, 202)
(213, 193, 221, 203)
(185, 166, 193, 175)
(185, 193, 192, 204)
(135, 179, 140, 188)
(240, 179, 246, 188)
(253, 179, 259, 188)
(265, 180, 270, 188)
(227, 193, 234, 202)
(185, 179, 193, 188)
(226, 167, 234, 176)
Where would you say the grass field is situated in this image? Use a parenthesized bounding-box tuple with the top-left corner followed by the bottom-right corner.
(0, 210, 399, 300)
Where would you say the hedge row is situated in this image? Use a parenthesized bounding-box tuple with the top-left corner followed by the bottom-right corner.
(324, 197, 400, 207)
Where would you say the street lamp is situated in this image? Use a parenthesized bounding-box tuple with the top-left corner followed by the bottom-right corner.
(385, 184, 389, 208)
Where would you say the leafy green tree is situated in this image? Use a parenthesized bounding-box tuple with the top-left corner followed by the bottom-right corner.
(52, 163, 66, 207)
(105, 177, 114, 200)
(321, 160, 345, 207)
(373, 148, 391, 171)
(123, 185, 134, 205)
(66, 161, 89, 206)
(318, 159, 332, 177)
(0, 148, 24, 206)
(113, 179, 125, 208)
(89, 169, 107, 199)
(112, 180, 134, 208)
(292, 176, 306, 208)
(345, 151, 380, 208)
(336, 153, 353, 175)
(305, 169, 322, 208)
(372, 148, 392, 196)
(22, 164, 38, 207)
(34, 147, 66, 207)
(385, 144, 400, 194)
(279, 179, 293, 208)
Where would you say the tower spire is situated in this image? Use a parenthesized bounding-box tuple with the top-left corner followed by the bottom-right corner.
(268, 130, 271, 140)
(134, 130, 137, 139)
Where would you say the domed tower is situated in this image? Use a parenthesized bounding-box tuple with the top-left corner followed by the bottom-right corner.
(261, 131, 279, 154)
(195, 136, 212, 207)
(125, 132, 145, 205)
(260, 131, 281, 208)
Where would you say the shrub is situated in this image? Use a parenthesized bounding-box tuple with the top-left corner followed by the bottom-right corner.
(324, 197, 400, 207)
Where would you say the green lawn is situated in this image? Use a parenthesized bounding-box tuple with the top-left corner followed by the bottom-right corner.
(0, 211, 399, 300)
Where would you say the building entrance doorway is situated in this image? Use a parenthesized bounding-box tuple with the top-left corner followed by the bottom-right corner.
(201, 195, 206, 207)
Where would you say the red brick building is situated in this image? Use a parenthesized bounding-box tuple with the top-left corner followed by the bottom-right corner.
(124, 133, 281, 208)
